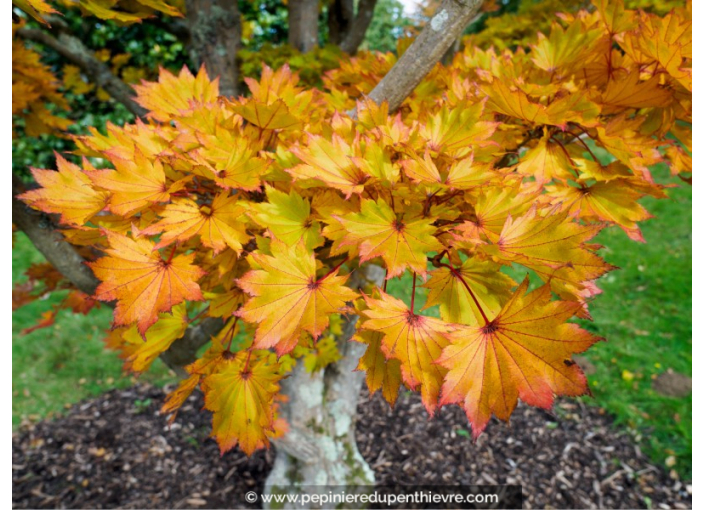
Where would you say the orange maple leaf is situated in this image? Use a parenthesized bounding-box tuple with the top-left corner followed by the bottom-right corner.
(488, 206, 614, 298)
(19, 155, 108, 226)
(143, 191, 250, 253)
(191, 130, 269, 191)
(113, 303, 189, 373)
(336, 198, 443, 279)
(202, 350, 283, 455)
(437, 278, 601, 438)
(236, 241, 358, 355)
(289, 134, 368, 197)
(249, 186, 324, 250)
(89, 231, 205, 335)
(134, 66, 219, 122)
(233, 98, 301, 131)
(517, 131, 576, 183)
(88, 150, 187, 215)
(417, 101, 498, 157)
(360, 291, 453, 414)
(482, 81, 600, 129)
(402, 151, 495, 190)
(423, 259, 516, 326)
(547, 179, 653, 242)
(13, 0, 58, 25)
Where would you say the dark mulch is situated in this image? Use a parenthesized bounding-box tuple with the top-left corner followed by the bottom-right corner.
(13, 384, 691, 509)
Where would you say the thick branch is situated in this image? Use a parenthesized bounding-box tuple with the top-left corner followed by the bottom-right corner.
(13, 176, 218, 371)
(13, 177, 100, 295)
(339, 0, 378, 55)
(363, 0, 483, 113)
(18, 28, 146, 118)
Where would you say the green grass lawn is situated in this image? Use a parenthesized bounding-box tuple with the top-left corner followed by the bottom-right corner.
(576, 168, 692, 480)
(12, 168, 691, 478)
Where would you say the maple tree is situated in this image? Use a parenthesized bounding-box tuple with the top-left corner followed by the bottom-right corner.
(13, 0, 691, 493)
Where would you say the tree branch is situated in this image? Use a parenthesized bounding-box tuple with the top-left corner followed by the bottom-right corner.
(360, 0, 483, 114)
(18, 27, 147, 118)
(13, 176, 218, 371)
(13, 176, 101, 295)
(339, 0, 378, 55)
(160, 317, 225, 375)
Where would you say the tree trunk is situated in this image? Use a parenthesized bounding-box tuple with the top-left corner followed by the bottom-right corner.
(339, 0, 378, 55)
(327, 0, 354, 47)
(185, 0, 241, 98)
(288, 0, 320, 53)
(264, 264, 384, 509)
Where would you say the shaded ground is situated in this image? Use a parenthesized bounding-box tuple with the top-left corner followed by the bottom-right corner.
(13, 384, 691, 509)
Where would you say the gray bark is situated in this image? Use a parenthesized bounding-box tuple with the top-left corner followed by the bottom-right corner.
(263, 264, 385, 508)
(288, 0, 320, 53)
(361, 0, 483, 114)
(185, 0, 241, 98)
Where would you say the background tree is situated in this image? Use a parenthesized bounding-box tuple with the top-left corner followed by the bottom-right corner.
(13, 0, 692, 502)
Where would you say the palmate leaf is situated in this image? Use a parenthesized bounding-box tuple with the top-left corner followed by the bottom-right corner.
(192, 132, 270, 192)
(110, 303, 189, 373)
(87, 150, 187, 215)
(529, 20, 601, 73)
(289, 134, 368, 197)
(236, 241, 358, 356)
(134, 66, 219, 122)
(517, 131, 576, 183)
(89, 231, 205, 335)
(337, 198, 443, 279)
(202, 350, 283, 455)
(452, 185, 538, 245)
(142, 191, 250, 253)
(486, 206, 614, 299)
(249, 186, 324, 250)
(401, 152, 495, 191)
(233, 98, 301, 131)
(598, 72, 672, 113)
(360, 291, 453, 414)
(12, 0, 57, 25)
(547, 179, 653, 242)
(19, 155, 108, 226)
(437, 278, 602, 439)
(481, 80, 601, 129)
(416, 101, 498, 157)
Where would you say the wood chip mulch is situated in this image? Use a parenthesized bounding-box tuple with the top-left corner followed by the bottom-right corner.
(12, 383, 692, 509)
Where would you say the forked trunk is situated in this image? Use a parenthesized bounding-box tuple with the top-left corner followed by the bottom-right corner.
(263, 265, 384, 508)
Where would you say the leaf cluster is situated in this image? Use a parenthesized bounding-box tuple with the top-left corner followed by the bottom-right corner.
(18, 0, 692, 453)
